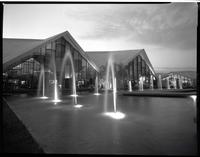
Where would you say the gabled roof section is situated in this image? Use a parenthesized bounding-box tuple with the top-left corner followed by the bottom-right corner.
(3, 38, 43, 64)
(3, 31, 99, 72)
(86, 49, 156, 75)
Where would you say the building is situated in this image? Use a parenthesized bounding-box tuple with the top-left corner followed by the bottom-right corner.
(3, 31, 99, 95)
(86, 50, 156, 90)
(3, 31, 158, 94)
(159, 71, 196, 89)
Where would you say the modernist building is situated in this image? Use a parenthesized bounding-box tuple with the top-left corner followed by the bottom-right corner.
(3, 31, 99, 95)
(3, 31, 158, 94)
(86, 50, 156, 90)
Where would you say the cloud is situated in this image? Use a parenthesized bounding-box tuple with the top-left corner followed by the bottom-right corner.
(71, 3, 197, 51)
(3, 3, 197, 69)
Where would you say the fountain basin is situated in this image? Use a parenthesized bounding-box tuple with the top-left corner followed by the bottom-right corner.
(104, 111, 125, 119)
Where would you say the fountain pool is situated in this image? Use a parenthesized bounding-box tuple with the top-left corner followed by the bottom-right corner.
(5, 93, 197, 155)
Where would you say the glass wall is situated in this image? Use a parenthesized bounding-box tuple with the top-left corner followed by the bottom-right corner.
(3, 37, 98, 93)
(126, 55, 155, 89)
(4, 58, 41, 91)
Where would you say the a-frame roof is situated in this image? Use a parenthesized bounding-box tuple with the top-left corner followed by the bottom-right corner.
(3, 38, 43, 64)
(86, 49, 156, 75)
(3, 31, 99, 72)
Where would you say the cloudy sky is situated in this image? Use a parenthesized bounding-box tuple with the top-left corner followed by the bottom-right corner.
(3, 3, 197, 72)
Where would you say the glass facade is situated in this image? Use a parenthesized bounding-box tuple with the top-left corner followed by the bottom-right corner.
(100, 55, 156, 90)
(125, 55, 155, 89)
(3, 58, 41, 92)
(3, 37, 98, 94)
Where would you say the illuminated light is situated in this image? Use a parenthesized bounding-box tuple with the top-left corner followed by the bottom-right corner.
(104, 112, 125, 120)
(128, 81, 132, 92)
(94, 93, 101, 96)
(40, 96, 48, 99)
(52, 99, 62, 103)
(74, 104, 83, 108)
(70, 94, 78, 97)
(190, 95, 197, 102)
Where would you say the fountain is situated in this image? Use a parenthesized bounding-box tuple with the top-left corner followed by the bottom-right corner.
(166, 77, 170, 90)
(173, 77, 177, 89)
(139, 76, 144, 91)
(190, 95, 197, 123)
(150, 75, 154, 90)
(37, 64, 48, 99)
(103, 55, 125, 119)
(52, 54, 61, 104)
(158, 74, 162, 90)
(94, 75, 100, 95)
(60, 46, 81, 108)
(128, 80, 132, 92)
(178, 76, 183, 89)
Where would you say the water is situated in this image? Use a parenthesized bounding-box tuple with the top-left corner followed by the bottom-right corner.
(166, 77, 170, 90)
(42, 67, 45, 97)
(94, 75, 100, 95)
(139, 76, 144, 91)
(104, 55, 117, 113)
(37, 64, 48, 99)
(128, 81, 132, 92)
(178, 76, 183, 89)
(52, 53, 61, 103)
(6, 94, 197, 155)
(37, 64, 44, 97)
(60, 46, 77, 105)
(173, 77, 177, 89)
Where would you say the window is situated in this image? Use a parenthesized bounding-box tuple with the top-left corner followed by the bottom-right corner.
(141, 60, 146, 76)
(55, 44, 61, 57)
(73, 50, 79, 78)
(137, 56, 141, 77)
(81, 58, 87, 80)
(133, 58, 137, 80)
(129, 62, 133, 79)
(78, 53, 82, 78)
(46, 42, 52, 49)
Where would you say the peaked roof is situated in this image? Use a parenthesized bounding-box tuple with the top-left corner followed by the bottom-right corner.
(3, 31, 99, 72)
(3, 38, 43, 64)
(86, 49, 156, 75)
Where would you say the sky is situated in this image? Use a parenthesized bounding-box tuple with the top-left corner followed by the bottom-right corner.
(3, 3, 197, 72)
